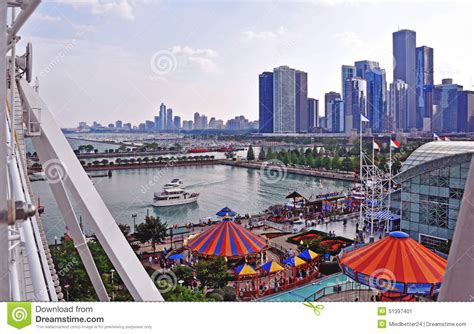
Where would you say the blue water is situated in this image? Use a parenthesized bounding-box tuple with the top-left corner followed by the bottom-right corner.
(261, 274, 349, 302)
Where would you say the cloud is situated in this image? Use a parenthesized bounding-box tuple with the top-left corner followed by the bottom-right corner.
(170, 45, 219, 73)
(33, 13, 62, 22)
(53, 0, 136, 20)
(241, 26, 286, 41)
(333, 31, 364, 47)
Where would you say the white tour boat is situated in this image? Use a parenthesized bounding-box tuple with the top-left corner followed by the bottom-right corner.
(153, 182, 199, 207)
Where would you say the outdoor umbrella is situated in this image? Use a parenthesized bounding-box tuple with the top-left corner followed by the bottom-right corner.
(168, 253, 184, 261)
(298, 249, 319, 262)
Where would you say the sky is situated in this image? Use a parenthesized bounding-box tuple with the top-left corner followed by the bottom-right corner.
(19, 0, 474, 128)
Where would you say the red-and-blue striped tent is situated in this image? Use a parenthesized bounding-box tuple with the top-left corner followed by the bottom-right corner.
(187, 221, 267, 258)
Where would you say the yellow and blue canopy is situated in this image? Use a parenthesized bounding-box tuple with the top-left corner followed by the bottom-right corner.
(298, 249, 319, 261)
(216, 206, 237, 218)
(283, 256, 306, 267)
(234, 263, 257, 276)
(260, 261, 284, 273)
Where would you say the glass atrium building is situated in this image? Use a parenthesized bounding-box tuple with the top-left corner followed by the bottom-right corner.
(391, 141, 474, 250)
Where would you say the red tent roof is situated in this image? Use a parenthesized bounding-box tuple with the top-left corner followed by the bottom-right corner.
(188, 221, 267, 257)
(339, 231, 447, 294)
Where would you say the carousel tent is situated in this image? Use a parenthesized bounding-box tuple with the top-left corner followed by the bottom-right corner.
(260, 261, 284, 273)
(235, 264, 257, 276)
(216, 206, 237, 218)
(187, 220, 267, 257)
(282, 256, 307, 267)
(338, 231, 447, 295)
(298, 249, 319, 262)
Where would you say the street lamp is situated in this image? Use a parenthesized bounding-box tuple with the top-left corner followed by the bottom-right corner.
(131, 213, 137, 234)
(64, 284, 70, 301)
(110, 269, 115, 301)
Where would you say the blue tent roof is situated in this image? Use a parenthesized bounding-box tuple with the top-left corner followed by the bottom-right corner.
(168, 253, 184, 260)
(216, 206, 237, 217)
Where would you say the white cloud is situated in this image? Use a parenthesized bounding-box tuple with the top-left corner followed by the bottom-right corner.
(53, 0, 136, 20)
(241, 26, 286, 41)
(33, 13, 62, 22)
(170, 45, 219, 73)
(333, 31, 364, 48)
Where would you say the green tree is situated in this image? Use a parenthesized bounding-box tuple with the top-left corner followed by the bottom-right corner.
(118, 224, 130, 238)
(257, 147, 266, 161)
(378, 156, 388, 172)
(196, 257, 228, 289)
(321, 156, 331, 169)
(342, 156, 352, 171)
(171, 266, 194, 286)
(134, 215, 168, 254)
(266, 147, 274, 160)
(247, 145, 255, 161)
(159, 283, 210, 301)
(331, 157, 341, 170)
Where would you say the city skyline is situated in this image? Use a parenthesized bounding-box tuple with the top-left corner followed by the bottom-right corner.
(20, 1, 473, 128)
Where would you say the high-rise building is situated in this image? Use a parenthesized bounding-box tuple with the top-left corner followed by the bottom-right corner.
(259, 72, 274, 133)
(324, 91, 341, 132)
(115, 120, 122, 129)
(145, 120, 155, 132)
(393, 29, 417, 130)
(154, 116, 160, 131)
(273, 66, 296, 133)
(416, 46, 434, 130)
(460, 91, 474, 132)
(354, 60, 379, 79)
(173, 116, 181, 129)
(159, 103, 167, 130)
(389, 80, 408, 132)
(307, 98, 319, 131)
(123, 122, 131, 130)
(182, 120, 193, 130)
(166, 108, 173, 130)
(328, 98, 344, 133)
(193, 112, 201, 129)
(295, 70, 308, 132)
(341, 65, 356, 100)
(433, 79, 463, 133)
(344, 78, 367, 134)
(201, 115, 208, 129)
(138, 123, 146, 131)
(365, 67, 387, 132)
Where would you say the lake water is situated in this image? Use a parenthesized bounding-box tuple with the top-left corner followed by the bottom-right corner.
(31, 164, 350, 243)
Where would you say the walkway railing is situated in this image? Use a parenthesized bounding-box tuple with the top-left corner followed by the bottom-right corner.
(304, 281, 372, 301)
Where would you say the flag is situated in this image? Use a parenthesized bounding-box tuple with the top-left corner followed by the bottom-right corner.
(433, 133, 441, 141)
(390, 139, 401, 149)
(373, 140, 381, 151)
(361, 114, 370, 122)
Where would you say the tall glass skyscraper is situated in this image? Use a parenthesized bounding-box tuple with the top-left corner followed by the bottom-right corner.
(341, 65, 356, 100)
(328, 98, 344, 133)
(393, 29, 417, 130)
(324, 91, 340, 132)
(344, 78, 367, 134)
(354, 60, 379, 78)
(389, 80, 408, 132)
(295, 70, 308, 132)
(432, 79, 463, 133)
(166, 108, 173, 130)
(159, 103, 167, 130)
(416, 46, 434, 130)
(258, 72, 273, 133)
(273, 66, 296, 133)
(365, 68, 387, 132)
(307, 98, 319, 131)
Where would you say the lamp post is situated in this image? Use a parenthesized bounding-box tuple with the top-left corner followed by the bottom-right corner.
(169, 226, 174, 250)
(110, 269, 115, 301)
(131, 213, 137, 234)
(64, 284, 70, 301)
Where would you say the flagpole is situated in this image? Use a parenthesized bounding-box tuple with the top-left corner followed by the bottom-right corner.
(359, 114, 363, 236)
(388, 135, 392, 233)
(370, 138, 374, 243)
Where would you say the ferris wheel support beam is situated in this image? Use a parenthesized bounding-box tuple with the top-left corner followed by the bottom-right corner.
(18, 78, 163, 301)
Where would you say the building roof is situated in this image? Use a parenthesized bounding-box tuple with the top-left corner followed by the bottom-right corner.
(401, 141, 474, 172)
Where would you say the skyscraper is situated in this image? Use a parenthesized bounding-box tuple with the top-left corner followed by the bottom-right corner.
(273, 66, 296, 133)
(341, 65, 356, 99)
(416, 46, 434, 130)
(115, 120, 122, 129)
(328, 98, 344, 133)
(166, 108, 173, 130)
(193, 112, 201, 129)
(433, 79, 463, 133)
(295, 70, 308, 132)
(307, 98, 319, 131)
(344, 78, 367, 135)
(393, 29, 416, 130)
(173, 116, 181, 129)
(159, 103, 167, 130)
(365, 67, 387, 132)
(324, 91, 341, 132)
(259, 72, 274, 133)
(460, 91, 474, 132)
(154, 115, 160, 131)
(389, 80, 408, 131)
